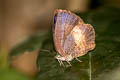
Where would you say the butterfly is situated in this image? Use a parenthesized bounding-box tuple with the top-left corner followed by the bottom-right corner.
(53, 9, 95, 66)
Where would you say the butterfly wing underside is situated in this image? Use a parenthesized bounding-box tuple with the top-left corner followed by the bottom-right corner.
(53, 9, 83, 56)
(63, 24, 95, 58)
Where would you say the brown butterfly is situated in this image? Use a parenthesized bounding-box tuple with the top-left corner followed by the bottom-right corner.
(53, 9, 95, 66)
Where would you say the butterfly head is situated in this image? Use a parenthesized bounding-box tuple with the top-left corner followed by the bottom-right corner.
(55, 54, 73, 61)
(55, 54, 65, 61)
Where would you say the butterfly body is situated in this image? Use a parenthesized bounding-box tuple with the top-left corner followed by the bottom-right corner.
(53, 9, 95, 63)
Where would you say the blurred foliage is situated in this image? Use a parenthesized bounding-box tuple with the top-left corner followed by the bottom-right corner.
(10, 32, 50, 57)
(0, 47, 33, 80)
(0, 69, 33, 80)
(10, 7, 120, 80)
(0, 46, 9, 69)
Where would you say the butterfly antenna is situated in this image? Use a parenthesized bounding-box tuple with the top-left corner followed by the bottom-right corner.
(39, 49, 51, 52)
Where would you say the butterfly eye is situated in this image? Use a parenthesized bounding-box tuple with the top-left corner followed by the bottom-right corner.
(57, 55, 61, 58)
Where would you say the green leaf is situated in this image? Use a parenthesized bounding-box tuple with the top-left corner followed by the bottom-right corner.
(37, 50, 90, 80)
(37, 7, 120, 80)
(10, 31, 50, 57)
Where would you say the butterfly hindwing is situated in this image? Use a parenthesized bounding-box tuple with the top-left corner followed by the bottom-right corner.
(63, 24, 95, 58)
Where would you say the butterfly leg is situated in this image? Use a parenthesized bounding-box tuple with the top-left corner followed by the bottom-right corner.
(75, 57, 82, 62)
(66, 61, 72, 66)
(58, 59, 61, 65)
(60, 60, 65, 67)
(58, 59, 65, 67)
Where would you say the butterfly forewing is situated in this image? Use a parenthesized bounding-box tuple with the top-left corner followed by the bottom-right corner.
(53, 9, 83, 56)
